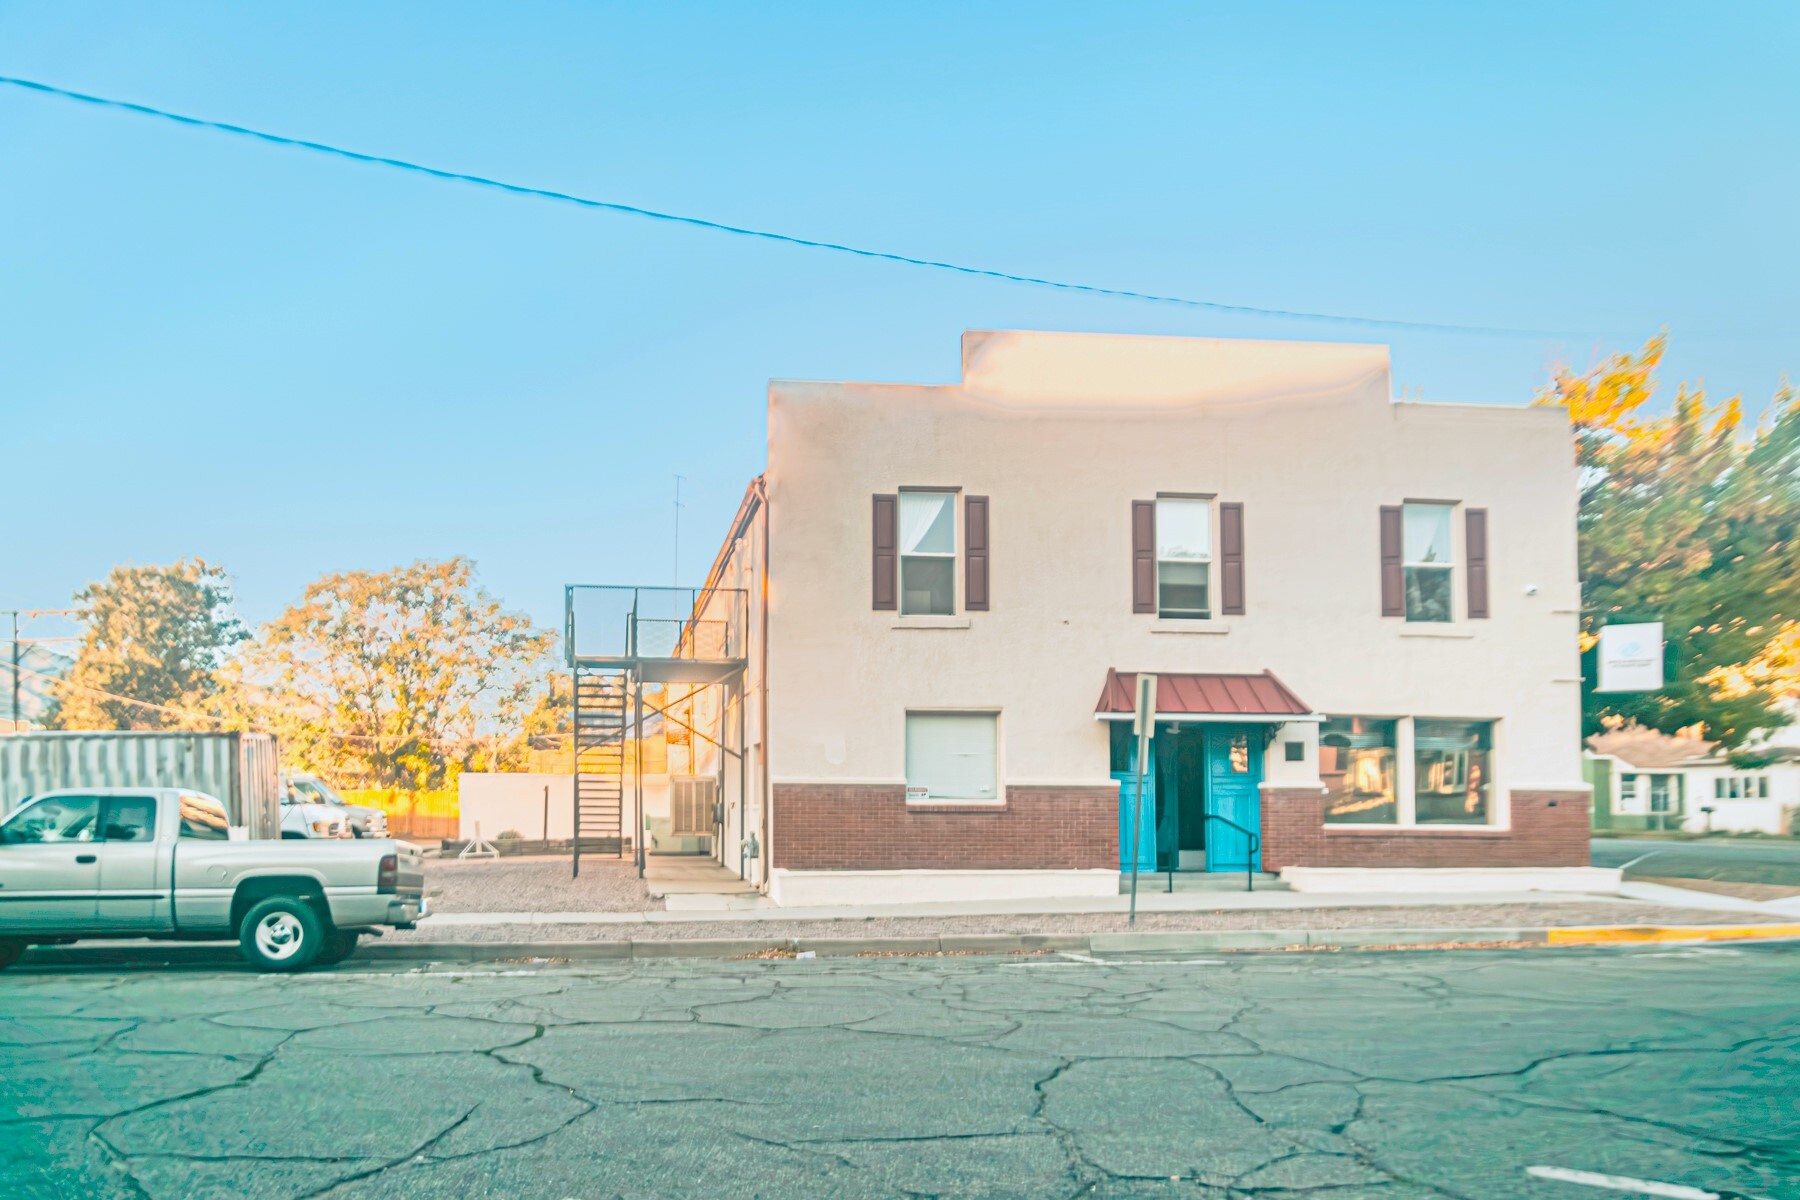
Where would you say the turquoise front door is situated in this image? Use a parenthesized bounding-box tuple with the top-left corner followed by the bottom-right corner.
(1203, 726, 1262, 873)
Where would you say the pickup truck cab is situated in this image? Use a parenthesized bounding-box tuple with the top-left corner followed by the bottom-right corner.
(283, 771, 388, 838)
(0, 787, 426, 972)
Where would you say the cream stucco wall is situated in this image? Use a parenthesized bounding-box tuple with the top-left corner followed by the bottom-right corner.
(741, 331, 1584, 812)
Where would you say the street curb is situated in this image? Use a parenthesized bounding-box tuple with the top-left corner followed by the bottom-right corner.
(18, 923, 1800, 968)
(1545, 922, 1800, 946)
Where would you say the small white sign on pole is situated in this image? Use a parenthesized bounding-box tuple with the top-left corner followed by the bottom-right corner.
(1596, 622, 1664, 693)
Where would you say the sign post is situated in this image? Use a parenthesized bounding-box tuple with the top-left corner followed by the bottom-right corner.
(1127, 673, 1157, 927)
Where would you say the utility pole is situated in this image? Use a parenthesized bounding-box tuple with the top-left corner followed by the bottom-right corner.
(4, 609, 81, 732)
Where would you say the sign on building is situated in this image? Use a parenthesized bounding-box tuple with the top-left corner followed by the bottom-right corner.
(1596, 622, 1664, 693)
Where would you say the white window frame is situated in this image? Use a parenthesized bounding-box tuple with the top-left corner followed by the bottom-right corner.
(898, 489, 958, 617)
(1715, 773, 1770, 800)
(1322, 716, 1503, 829)
(904, 709, 1001, 806)
(1401, 501, 1457, 624)
(1155, 494, 1214, 621)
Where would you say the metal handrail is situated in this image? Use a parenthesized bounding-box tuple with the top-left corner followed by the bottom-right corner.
(1168, 813, 1261, 893)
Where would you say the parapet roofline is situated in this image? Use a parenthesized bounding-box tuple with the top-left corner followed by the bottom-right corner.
(769, 330, 1393, 412)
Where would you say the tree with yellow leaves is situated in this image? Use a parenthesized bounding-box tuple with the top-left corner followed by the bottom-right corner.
(225, 558, 556, 788)
(1540, 336, 1799, 746)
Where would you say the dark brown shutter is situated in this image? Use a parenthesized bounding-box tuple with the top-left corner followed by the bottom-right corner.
(1466, 507, 1490, 619)
(964, 496, 990, 612)
(1219, 502, 1245, 616)
(1379, 505, 1404, 617)
(1132, 501, 1156, 614)
(872, 494, 897, 611)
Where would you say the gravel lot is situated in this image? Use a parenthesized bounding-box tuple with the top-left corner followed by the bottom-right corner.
(424, 856, 656, 913)
(388, 900, 1780, 943)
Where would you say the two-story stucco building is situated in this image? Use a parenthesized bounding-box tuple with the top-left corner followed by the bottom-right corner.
(689, 330, 1594, 906)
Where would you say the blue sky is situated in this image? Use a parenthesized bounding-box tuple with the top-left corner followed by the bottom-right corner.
(3, 1, 1796, 640)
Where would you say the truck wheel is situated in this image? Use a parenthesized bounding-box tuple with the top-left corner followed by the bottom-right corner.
(0, 939, 23, 971)
(314, 930, 360, 966)
(238, 897, 325, 972)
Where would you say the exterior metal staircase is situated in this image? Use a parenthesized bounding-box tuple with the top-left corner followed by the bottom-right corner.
(573, 666, 629, 872)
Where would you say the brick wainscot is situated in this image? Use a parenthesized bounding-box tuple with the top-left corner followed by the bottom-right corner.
(1260, 788, 1592, 870)
(771, 784, 1118, 871)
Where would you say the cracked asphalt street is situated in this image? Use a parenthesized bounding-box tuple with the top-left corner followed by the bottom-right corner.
(2, 945, 1795, 1199)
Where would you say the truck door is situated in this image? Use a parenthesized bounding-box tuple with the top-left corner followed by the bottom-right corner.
(96, 795, 166, 930)
(0, 795, 102, 931)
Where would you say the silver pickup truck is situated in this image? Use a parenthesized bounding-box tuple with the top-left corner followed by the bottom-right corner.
(0, 787, 427, 972)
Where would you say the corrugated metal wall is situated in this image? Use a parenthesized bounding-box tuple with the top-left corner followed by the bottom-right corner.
(0, 731, 282, 839)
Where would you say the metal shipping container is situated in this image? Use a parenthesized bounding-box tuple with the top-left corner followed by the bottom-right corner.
(0, 731, 282, 839)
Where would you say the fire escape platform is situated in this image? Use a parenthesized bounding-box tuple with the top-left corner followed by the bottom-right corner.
(572, 655, 744, 685)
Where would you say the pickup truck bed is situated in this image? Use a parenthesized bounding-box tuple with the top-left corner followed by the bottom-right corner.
(0, 787, 427, 971)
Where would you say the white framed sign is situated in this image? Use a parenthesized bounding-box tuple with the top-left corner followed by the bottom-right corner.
(1596, 622, 1664, 693)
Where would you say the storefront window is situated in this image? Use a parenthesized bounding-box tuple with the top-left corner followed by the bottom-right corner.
(1414, 719, 1493, 824)
(1320, 717, 1397, 824)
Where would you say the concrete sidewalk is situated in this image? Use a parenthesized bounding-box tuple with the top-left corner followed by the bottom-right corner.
(425, 886, 1659, 928)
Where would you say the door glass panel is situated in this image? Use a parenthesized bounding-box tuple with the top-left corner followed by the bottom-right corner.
(101, 797, 156, 842)
(1228, 734, 1249, 773)
(1, 796, 100, 843)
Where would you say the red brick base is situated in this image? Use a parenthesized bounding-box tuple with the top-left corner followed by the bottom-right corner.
(1260, 788, 1592, 870)
(771, 784, 1118, 871)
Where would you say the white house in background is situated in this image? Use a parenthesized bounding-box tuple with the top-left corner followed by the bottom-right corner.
(1584, 726, 1799, 836)
(1680, 748, 1800, 835)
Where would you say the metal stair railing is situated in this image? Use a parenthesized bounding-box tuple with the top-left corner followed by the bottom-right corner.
(572, 667, 628, 876)
(1170, 814, 1262, 893)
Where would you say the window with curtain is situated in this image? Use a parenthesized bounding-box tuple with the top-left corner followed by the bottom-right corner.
(1414, 719, 1493, 824)
(1156, 497, 1211, 618)
(905, 712, 998, 802)
(1402, 503, 1455, 623)
(899, 491, 956, 615)
(1321, 717, 1398, 824)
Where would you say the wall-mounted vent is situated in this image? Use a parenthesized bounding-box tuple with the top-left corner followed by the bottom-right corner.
(670, 777, 717, 836)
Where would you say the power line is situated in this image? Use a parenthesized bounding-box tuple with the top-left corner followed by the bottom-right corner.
(7, 660, 480, 747)
(0, 73, 1612, 341)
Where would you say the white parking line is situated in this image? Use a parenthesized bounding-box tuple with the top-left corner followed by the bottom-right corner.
(1526, 1164, 1769, 1199)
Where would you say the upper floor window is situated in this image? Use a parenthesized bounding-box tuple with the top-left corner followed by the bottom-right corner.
(1156, 497, 1211, 619)
(900, 491, 956, 615)
(1402, 503, 1454, 623)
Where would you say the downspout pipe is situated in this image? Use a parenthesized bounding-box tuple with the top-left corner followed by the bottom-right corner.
(757, 476, 772, 894)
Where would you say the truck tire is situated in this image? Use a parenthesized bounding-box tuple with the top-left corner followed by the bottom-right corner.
(314, 930, 360, 966)
(238, 896, 325, 972)
(0, 939, 23, 971)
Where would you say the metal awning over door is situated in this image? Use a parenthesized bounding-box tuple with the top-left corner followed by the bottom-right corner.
(1093, 669, 1320, 723)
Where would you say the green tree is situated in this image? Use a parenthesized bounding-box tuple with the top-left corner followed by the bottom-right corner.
(1540, 336, 1800, 746)
(230, 558, 555, 789)
(50, 559, 246, 730)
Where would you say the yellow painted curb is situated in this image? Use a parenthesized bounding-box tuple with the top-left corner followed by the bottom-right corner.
(1547, 923, 1800, 946)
